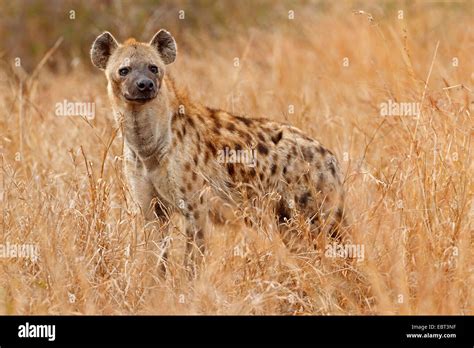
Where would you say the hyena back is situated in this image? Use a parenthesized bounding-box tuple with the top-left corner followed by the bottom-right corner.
(91, 30, 345, 271)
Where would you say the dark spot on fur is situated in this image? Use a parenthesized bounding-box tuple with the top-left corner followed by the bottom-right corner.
(192, 171, 197, 181)
(257, 143, 269, 155)
(237, 129, 252, 143)
(327, 158, 337, 177)
(271, 164, 277, 175)
(317, 172, 325, 192)
(283, 166, 287, 174)
(257, 132, 265, 141)
(271, 131, 283, 144)
(235, 143, 242, 152)
(277, 200, 291, 224)
(236, 116, 253, 126)
(213, 127, 220, 135)
(249, 168, 256, 176)
(208, 108, 219, 122)
(303, 147, 314, 161)
(194, 211, 200, 220)
(171, 113, 179, 124)
(206, 141, 217, 155)
(227, 163, 235, 177)
(184, 162, 191, 171)
(193, 155, 199, 165)
(259, 172, 265, 181)
(227, 122, 236, 131)
(196, 229, 204, 242)
(318, 146, 327, 156)
(208, 107, 220, 114)
(298, 192, 311, 207)
(224, 180, 235, 189)
(187, 116, 195, 128)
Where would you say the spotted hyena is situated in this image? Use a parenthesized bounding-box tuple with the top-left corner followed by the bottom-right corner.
(91, 30, 345, 271)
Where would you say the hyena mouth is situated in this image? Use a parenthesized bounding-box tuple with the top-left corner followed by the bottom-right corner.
(124, 95, 157, 104)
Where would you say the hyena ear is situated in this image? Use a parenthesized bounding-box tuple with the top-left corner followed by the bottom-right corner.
(149, 29, 177, 65)
(90, 31, 119, 70)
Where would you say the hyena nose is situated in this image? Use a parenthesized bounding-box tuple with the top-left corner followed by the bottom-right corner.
(136, 79, 155, 92)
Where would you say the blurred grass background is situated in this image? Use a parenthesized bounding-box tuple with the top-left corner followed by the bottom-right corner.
(0, 0, 471, 71)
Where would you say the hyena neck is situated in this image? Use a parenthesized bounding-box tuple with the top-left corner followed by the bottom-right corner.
(112, 77, 179, 169)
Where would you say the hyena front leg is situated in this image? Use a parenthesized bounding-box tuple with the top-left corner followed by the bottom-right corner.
(184, 223, 205, 278)
(182, 201, 208, 278)
(124, 148, 157, 221)
(127, 168, 172, 275)
(128, 173, 159, 220)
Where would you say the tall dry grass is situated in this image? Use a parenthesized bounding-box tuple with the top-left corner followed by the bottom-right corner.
(0, 1, 472, 314)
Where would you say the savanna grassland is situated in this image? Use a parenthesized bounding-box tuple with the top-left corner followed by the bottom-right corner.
(0, 0, 472, 314)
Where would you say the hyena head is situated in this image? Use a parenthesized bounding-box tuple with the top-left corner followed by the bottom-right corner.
(90, 30, 177, 107)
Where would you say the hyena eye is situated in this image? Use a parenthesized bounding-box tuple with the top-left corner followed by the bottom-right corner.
(119, 67, 130, 76)
(149, 65, 159, 74)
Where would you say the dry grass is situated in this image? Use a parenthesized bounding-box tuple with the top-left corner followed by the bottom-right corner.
(0, 1, 472, 315)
